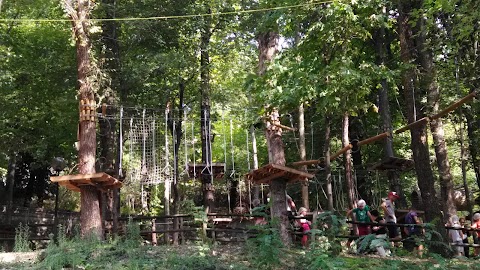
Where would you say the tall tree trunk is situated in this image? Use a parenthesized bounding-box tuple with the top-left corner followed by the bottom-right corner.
(342, 112, 355, 209)
(65, 0, 102, 239)
(250, 125, 261, 202)
(99, 0, 120, 236)
(460, 119, 473, 215)
(373, 5, 406, 208)
(414, 7, 456, 220)
(298, 103, 309, 210)
(265, 110, 290, 245)
(171, 80, 185, 245)
(200, 8, 214, 213)
(398, 0, 441, 222)
(324, 116, 334, 211)
(258, 30, 290, 245)
(465, 109, 480, 189)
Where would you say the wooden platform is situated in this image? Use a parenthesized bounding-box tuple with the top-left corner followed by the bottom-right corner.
(50, 172, 122, 192)
(368, 156, 414, 171)
(187, 163, 226, 179)
(245, 163, 314, 184)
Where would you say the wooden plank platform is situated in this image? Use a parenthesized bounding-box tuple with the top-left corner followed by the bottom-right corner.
(368, 156, 414, 171)
(187, 163, 226, 179)
(245, 163, 314, 184)
(50, 172, 122, 192)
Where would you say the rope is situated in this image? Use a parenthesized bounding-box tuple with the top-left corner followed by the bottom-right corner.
(183, 110, 188, 173)
(0, 1, 334, 23)
(288, 114, 300, 152)
(222, 112, 228, 170)
(141, 109, 146, 210)
(152, 119, 156, 182)
(246, 129, 252, 213)
(239, 176, 242, 208)
(118, 106, 124, 178)
(192, 120, 196, 178)
(173, 121, 177, 185)
(229, 119, 235, 177)
(208, 113, 214, 183)
(164, 108, 171, 176)
(200, 108, 212, 176)
(142, 109, 147, 176)
(128, 117, 133, 183)
(310, 121, 314, 160)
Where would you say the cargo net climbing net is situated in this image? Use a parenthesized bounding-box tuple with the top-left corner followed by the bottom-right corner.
(119, 107, 190, 186)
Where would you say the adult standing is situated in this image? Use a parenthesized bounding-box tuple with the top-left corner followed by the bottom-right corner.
(470, 213, 480, 256)
(403, 207, 424, 257)
(448, 215, 464, 257)
(381, 191, 401, 241)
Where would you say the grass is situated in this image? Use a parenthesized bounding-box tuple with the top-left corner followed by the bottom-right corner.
(1, 219, 480, 270)
(1, 241, 480, 270)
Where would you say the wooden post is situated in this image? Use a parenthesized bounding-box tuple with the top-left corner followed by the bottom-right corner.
(151, 218, 157, 246)
(180, 217, 185, 244)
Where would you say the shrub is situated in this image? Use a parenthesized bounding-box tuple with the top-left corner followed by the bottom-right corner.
(14, 223, 31, 252)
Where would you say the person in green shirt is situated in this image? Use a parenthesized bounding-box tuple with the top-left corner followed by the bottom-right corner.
(347, 199, 375, 236)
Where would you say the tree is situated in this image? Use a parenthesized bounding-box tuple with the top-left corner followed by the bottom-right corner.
(64, 0, 102, 239)
(397, 0, 441, 222)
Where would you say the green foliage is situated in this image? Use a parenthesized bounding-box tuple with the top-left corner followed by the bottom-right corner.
(246, 225, 283, 270)
(311, 211, 345, 254)
(14, 223, 31, 252)
(422, 222, 452, 257)
(124, 218, 143, 249)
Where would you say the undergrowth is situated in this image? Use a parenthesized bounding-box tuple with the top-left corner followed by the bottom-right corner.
(5, 213, 477, 270)
(14, 223, 31, 252)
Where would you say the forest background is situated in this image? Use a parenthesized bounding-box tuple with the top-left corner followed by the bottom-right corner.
(0, 0, 479, 228)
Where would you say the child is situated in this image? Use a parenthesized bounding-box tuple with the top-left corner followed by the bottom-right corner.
(460, 217, 470, 257)
(448, 215, 464, 257)
(403, 207, 424, 257)
(297, 207, 311, 247)
(370, 209, 389, 257)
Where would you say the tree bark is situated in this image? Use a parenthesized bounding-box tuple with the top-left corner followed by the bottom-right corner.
(373, 6, 406, 208)
(99, 0, 120, 237)
(324, 116, 334, 211)
(250, 125, 261, 202)
(460, 119, 473, 215)
(298, 103, 309, 210)
(200, 8, 214, 213)
(342, 112, 355, 209)
(65, 0, 103, 239)
(465, 109, 480, 190)
(171, 80, 185, 245)
(258, 29, 290, 245)
(414, 6, 456, 220)
(265, 110, 290, 245)
(398, 0, 441, 222)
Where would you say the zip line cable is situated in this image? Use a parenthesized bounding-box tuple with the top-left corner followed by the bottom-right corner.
(0, 0, 334, 23)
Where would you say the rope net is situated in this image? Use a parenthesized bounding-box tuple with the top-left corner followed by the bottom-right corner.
(123, 114, 172, 185)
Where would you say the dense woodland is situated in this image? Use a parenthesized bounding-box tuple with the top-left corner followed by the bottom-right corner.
(0, 0, 480, 249)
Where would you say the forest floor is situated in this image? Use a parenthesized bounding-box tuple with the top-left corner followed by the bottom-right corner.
(0, 243, 478, 269)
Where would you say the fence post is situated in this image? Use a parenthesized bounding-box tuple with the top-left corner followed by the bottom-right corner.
(151, 218, 157, 246)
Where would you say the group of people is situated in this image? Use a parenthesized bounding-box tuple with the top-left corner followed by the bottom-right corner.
(347, 191, 424, 257)
(347, 191, 480, 258)
(447, 212, 480, 257)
